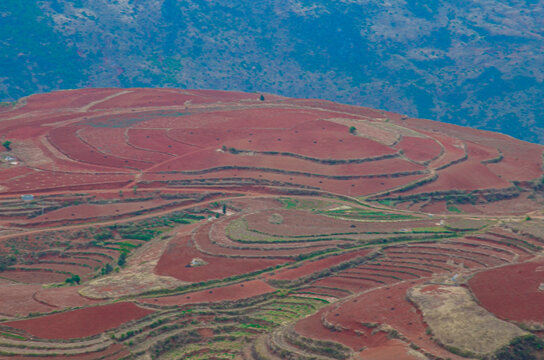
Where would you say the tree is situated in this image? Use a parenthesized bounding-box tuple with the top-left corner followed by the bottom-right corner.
(2, 140, 11, 151)
(259, 94, 265, 101)
(222, 204, 227, 214)
(0, 255, 16, 271)
(65, 274, 80, 285)
(118, 252, 127, 266)
(101, 263, 113, 275)
(349, 126, 356, 135)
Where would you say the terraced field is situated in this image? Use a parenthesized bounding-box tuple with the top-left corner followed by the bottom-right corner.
(0, 89, 543, 359)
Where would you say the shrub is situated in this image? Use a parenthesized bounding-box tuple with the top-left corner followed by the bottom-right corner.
(93, 230, 113, 241)
(118, 252, 127, 266)
(0, 255, 16, 271)
(101, 263, 113, 275)
(65, 274, 80, 285)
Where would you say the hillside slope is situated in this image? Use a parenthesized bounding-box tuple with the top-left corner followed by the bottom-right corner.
(0, 89, 543, 360)
(0, 0, 543, 143)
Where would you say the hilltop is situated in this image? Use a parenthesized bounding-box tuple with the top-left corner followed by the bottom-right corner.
(1, 0, 544, 143)
(0, 89, 543, 359)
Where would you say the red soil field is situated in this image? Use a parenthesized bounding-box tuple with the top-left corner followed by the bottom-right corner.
(12, 263, 90, 277)
(357, 339, 431, 360)
(18, 137, 133, 174)
(471, 193, 544, 215)
(244, 210, 438, 237)
(2, 88, 537, 202)
(224, 129, 396, 160)
(89, 88, 199, 110)
(155, 234, 289, 282)
(0, 270, 68, 284)
(9, 344, 131, 360)
(0, 166, 35, 184)
(33, 286, 102, 309)
(0, 277, 16, 285)
(28, 199, 174, 223)
(311, 276, 382, 293)
(78, 127, 172, 163)
(295, 286, 351, 299)
(287, 98, 386, 120)
(152, 148, 423, 177)
(10, 88, 121, 112)
(420, 200, 448, 214)
(197, 219, 334, 257)
(1, 168, 133, 193)
(2, 88, 544, 360)
(488, 154, 543, 182)
(405, 161, 511, 193)
(139, 280, 275, 306)
(469, 260, 544, 324)
(465, 141, 500, 162)
(268, 250, 372, 280)
(395, 136, 442, 162)
(140, 169, 428, 197)
(48, 126, 149, 170)
(3, 302, 153, 339)
(127, 128, 201, 155)
(423, 132, 466, 169)
(0, 284, 55, 317)
(206, 213, 346, 251)
(295, 280, 463, 359)
(90, 88, 269, 110)
(142, 108, 351, 130)
(3, 125, 50, 139)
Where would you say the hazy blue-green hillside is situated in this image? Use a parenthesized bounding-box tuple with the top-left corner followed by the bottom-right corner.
(1, 0, 543, 143)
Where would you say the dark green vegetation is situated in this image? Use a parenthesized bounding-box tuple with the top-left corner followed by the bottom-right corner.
(1, 0, 543, 143)
(491, 335, 544, 360)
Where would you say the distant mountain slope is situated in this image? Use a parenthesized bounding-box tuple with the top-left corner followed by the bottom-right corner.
(1, 0, 543, 143)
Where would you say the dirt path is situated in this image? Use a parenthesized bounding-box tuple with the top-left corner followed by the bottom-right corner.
(77, 90, 133, 113)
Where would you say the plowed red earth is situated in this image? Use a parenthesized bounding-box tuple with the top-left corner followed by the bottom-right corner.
(469, 260, 544, 324)
(2, 302, 153, 339)
(0, 88, 539, 203)
(155, 234, 289, 282)
(0, 284, 55, 317)
(0, 88, 543, 359)
(295, 281, 461, 359)
(267, 250, 372, 280)
(395, 136, 442, 162)
(9, 344, 130, 360)
(139, 280, 274, 306)
(33, 286, 102, 308)
(0, 270, 68, 284)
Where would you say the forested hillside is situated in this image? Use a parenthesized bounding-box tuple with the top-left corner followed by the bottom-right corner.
(1, 0, 543, 143)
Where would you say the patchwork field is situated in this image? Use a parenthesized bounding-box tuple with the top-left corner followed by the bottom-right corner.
(0, 88, 543, 359)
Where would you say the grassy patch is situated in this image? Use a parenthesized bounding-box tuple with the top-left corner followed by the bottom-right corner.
(1, 332, 25, 340)
(447, 205, 462, 213)
(408, 284, 527, 357)
(411, 226, 451, 233)
(319, 208, 415, 221)
(279, 198, 298, 209)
